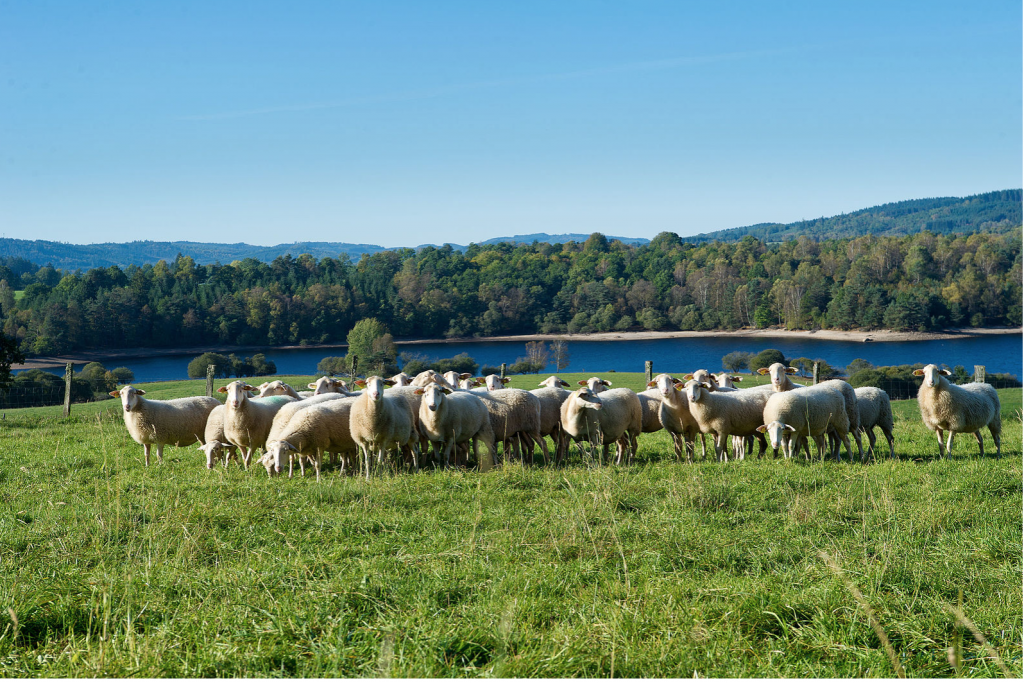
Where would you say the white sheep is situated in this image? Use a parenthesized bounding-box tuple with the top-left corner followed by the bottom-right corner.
(413, 384, 496, 468)
(110, 385, 220, 466)
(349, 376, 419, 478)
(684, 380, 773, 462)
(475, 388, 548, 466)
(442, 371, 474, 389)
(458, 377, 483, 390)
(479, 374, 512, 391)
(198, 404, 240, 469)
(265, 396, 360, 480)
(816, 379, 864, 460)
(531, 376, 572, 464)
(389, 372, 413, 387)
(714, 373, 744, 389)
(218, 381, 297, 469)
(266, 392, 350, 461)
(757, 383, 852, 461)
(578, 376, 612, 393)
(647, 373, 703, 461)
(308, 376, 351, 395)
(915, 364, 1001, 459)
(854, 386, 895, 460)
(257, 380, 302, 399)
(560, 387, 642, 465)
(757, 363, 803, 392)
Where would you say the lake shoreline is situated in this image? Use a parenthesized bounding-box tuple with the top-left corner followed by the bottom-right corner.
(12, 326, 1021, 371)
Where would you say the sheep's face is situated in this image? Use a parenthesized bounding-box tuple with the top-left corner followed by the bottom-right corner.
(309, 377, 345, 395)
(757, 421, 795, 450)
(266, 440, 294, 474)
(579, 377, 611, 393)
(111, 385, 145, 412)
(715, 373, 741, 388)
(649, 373, 677, 397)
(442, 371, 470, 388)
(684, 381, 708, 404)
(914, 364, 950, 388)
(689, 370, 717, 389)
(459, 378, 481, 390)
(759, 363, 797, 390)
(259, 380, 289, 397)
(359, 376, 393, 401)
(539, 376, 570, 389)
(390, 373, 412, 387)
(484, 375, 511, 391)
(574, 387, 603, 410)
(219, 380, 254, 409)
(199, 441, 223, 469)
(422, 384, 450, 411)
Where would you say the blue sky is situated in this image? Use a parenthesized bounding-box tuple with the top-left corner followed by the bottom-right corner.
(1, 1, 1020, 247)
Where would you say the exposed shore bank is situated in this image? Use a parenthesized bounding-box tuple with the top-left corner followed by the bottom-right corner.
(12, 326, 1021, 371)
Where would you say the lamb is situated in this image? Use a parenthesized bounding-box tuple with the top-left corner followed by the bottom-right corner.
(757, 363, 803, 392)
(757, 383, 852, 461)
(218, 381, 297, 469)
(531, 377, 572, 463)
(855, 386, 895, 460)
(914, 363, 1001, 459)
(349, 376, 419, 478)
(475, 389, 549, 466)
(560, 387, 642, 465)
(684, 380, 773, 461)
(110, 385, 220, 466)
(198, 404, 239, 469)
(647, 374, 702, 461)
(414, 384, 496, 468)
(265, 396, 360, 480)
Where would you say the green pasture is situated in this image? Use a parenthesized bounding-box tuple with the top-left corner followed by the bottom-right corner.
(0, 373, 1019, 677)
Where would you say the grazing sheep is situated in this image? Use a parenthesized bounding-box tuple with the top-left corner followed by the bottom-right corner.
(854, 387, 895, 460)
(531, 377, 572, 463)
(219, 381, 297, 469)
(110, 386, 220, 466)
(757, 384, 852, 461)
(199, 404, 239, 469)
(266, 393, 349, 451)
(648, 374, 702, 461)
(265, 396, 360, 479)
(560, 387, 642, 465)
(475, 389, 548, 466)
(915, 364, 1001, 459)
(414, 384, 496, 468)
(757, 363, 803, 392)
(349, 376, 419, 478)
(684, 380, 773, 462)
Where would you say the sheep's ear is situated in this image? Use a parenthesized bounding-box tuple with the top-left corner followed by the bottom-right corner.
(108, 390, 120, 397)
(784, 424, 797, 432)
(383, 379, 396, 386)
(217, 386, 228, 393)
(785, 367, 798, 375)
(578, 380, 587, 385)
(559, 380, 570, 387)
(281, 441, 296, 452)
(756, 425, 767, 433)
(413, 388, 424, 395)
(243, 384, 256, 391)
(912, 369, 924, 376)
(501, 377, 511, 384)
(601, 379, 612, 386)
(354, 379, 366, 388)
(939, 369, 951, 376)
(731, 376, 742, 382)
(307, 383, 317, 389)
(136, 389, 145, 395)
(681, 373, 694, 381)
(673, 382, 685, 390)
(538, 381, 546, 387)
(757, 368, 769, 375)
(700, 382, 713, 389)
(442, 387, 453, 394)
(459, 373, 472, 380)
(646, 380, 657, 388)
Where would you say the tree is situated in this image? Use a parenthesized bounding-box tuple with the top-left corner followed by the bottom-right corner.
(550, 339, 570, 371)
(229, 354, 255, 377)
(721, 351, 752, 372)
(187, 352, 232, 379)
(317, 356, 348, 376)
(0, 332, 25, 389)
(846, 358, 874, 376)
(346, 318, 397, 375)
(251, 353, 277, 376)
(750, 348, 786, 371)
(79, 361, 115, 394)
(525, 341, 549, 371)
(109, 367, 135, 385)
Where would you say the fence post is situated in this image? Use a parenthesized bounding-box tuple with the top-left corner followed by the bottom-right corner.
(350, 354, 358, 384)
(645, 360, 653, 385)
(812, 362, 819, 385)
(500, 363, 507, 379)
(206, 364, 215, 397)
(974, 365, 985, 384)
(63, 362, 73, 417)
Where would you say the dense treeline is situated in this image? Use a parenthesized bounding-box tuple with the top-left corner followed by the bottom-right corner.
(1, 228, 1020, 356)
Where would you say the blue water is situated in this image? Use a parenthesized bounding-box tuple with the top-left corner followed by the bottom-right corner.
(32, 333, 1023, 383)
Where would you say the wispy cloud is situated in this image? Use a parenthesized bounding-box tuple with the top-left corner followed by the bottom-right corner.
(180, 46, 805, 121)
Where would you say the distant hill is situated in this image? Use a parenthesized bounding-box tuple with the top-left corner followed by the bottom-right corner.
(684, 189, 1021, 243)
(415, 233, 650, 251)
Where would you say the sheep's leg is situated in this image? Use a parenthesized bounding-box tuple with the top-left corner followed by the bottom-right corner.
(363, 446, 371, 480)
(934, 429, 946, 458)
(989, 422, 1001, 458)
(839, 433, 853, 463)
(945, 430, 955, 460)
(864, 427, 876, 461)
(143, 444, 152, 467)
(699, 434, 707, 459)
(714, 433, 727, 462)
(298, 452, 306, 477)
(973, 431, 984, 458)
(755, 432, 768, 458)
(534, 431, 550, 467)
(813, 434, 826, 461)
(156, 444, 165, 464)
(851, 428, 864, 462)
(288, 453, 295, 478)
(883, 426, 895, 459)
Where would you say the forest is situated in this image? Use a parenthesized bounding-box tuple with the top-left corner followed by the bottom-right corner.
(1, 227, 1020, 357)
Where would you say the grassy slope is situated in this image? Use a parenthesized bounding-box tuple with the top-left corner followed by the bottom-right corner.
(0, 373, 1020, 677)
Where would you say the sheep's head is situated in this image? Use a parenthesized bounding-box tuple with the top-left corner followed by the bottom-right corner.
(757, 421, 796, 450)
(579, 377, 611, 393)
(459, 377, 482, 390)
(684, 380, 711, 403)
(483, 375, 512, 391)
(198, 440, 225, 469)
(650, 373, 681, 397)
(219, 380, 255, 409)
(110, 385, 145, 412)
(416, 383, 451, 411)
(758, 363, 798, 390)
(258, 380, 292, 397)
(265, 439, 297, 475)
(539, 376, 571, 389)
(309, 376, 346, 395)
(715, 373, 742, 388)
(389, 373, 412, 387)
(574, 387, 603, 410)
(356, 376, 393, 401)
(913, 364, 950, 388)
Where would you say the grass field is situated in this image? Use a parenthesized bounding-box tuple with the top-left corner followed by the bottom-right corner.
(0, 372, 1020, 676)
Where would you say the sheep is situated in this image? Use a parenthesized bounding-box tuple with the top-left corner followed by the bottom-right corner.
(218, 381, 297, 469)
(714, 373, 744, 389)
(914, 364, 1001, 459)
(636, 388, 666, 435)
(459, 377, 483, 390)
(257, 380, 302, 399)
(266, 392, 350, 462)
(198, 404, 240, 469)
(349, 376, 419, 478)
(389, 372, 412, 387)
(110, 385, 220, 466)
(757, 383, 852, 461)
(684, 380, 773, 462)
(265, 396, 360, 480)
(816, 379, 864, 460)
(413, 384, 496, 468)
(578, 376, 612, 393)
(480, 374, 512, 391)
(531, 377, 572, 463)
(560, 387, 642, 465)
(411, 370, 456, 389)
(442, 371, 474, 389)
(647, 373, 702, 461)
(757, 363, 803, 392)
(475, 389, 549, 466)
(855, 387, 895, 460)
(308, 376, 350, 395)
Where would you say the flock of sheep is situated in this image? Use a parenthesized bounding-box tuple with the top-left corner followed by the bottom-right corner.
(109, 361, 1002, 480)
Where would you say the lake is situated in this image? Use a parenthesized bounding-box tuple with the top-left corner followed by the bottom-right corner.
(40, 332, 1023, 383)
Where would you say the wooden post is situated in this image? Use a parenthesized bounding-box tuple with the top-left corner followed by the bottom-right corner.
(350, 354, 358, 383)
(206, 364, 215, 397)
(974, 365, 985, 383)
(63, 362, 73, 417)
(645, 360, 653, 385)
(500, 363, 507, 379)
(812, 362, 819, 385)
